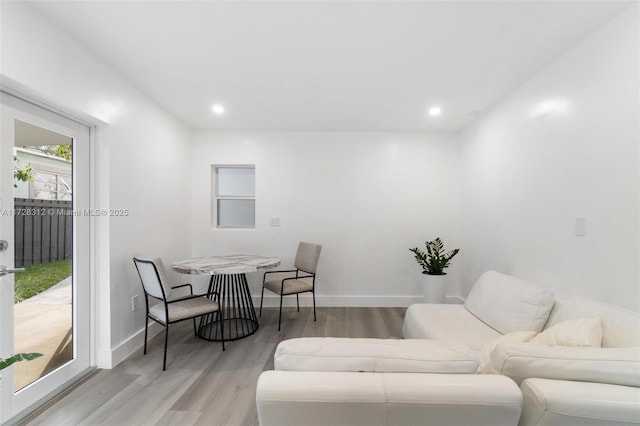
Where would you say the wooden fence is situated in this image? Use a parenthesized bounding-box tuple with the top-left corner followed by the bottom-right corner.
(14, 198, 72, 267)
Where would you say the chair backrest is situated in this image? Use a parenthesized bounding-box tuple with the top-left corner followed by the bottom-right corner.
(133, 256, 171, 300)
(294, 242, 322, 274)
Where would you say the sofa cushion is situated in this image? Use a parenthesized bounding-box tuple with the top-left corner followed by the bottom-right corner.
(402, 304, 501, 351)
(546, 296, 640, 348)
(477, 331, 537, 373)
(257, 371, 523, 426)
(519, 378, 640, 426)
(530, 317, 602, 347)
(464, 271, 555, 334)
(274, 338, 478, 373)
(484, 342, 640, 387)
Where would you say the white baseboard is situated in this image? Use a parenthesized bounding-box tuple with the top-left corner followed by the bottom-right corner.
(254, 294, 465, 307)
(448, 295, 465, 304)
(110, 321, 163, 367)
(96, 348, 113, 369)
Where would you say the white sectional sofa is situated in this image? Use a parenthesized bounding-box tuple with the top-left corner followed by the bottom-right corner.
(256, 271, 640, 426)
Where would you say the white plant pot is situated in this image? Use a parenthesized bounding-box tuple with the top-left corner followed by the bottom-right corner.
(422, 273, 447, 303)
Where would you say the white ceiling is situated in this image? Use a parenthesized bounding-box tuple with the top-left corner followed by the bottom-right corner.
(30, 1, 630, 132)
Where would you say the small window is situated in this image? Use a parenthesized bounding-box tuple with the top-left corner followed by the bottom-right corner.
(212, 165, 255, 228)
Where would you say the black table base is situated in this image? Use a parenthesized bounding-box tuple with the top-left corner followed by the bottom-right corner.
(198, 273, 259, 341)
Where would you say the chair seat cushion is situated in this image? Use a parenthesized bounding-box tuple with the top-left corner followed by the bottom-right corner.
(264, 279, 313, 295)
(149, 296, 219, 323)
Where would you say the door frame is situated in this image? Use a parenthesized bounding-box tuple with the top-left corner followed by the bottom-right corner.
(0, 87, 101, 423)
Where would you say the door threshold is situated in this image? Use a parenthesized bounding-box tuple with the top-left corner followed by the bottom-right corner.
(7, 367, 99, 426)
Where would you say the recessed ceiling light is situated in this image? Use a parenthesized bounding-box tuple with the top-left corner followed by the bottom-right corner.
(212, 104, 225, 115)
(428, 106, 442, 117)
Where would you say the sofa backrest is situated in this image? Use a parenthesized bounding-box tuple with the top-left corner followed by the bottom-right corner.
(546, 296, 640, 348)
(465, 271, 555, 335)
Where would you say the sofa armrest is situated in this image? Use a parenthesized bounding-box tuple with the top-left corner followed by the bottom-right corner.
(256, 371, 522, 426)
(485, 343, 640, 387)
(274, 338, 478, 373)
(519, 378, 640, 426)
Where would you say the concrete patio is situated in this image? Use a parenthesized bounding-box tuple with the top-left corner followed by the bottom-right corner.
(13, 277, 72, 391)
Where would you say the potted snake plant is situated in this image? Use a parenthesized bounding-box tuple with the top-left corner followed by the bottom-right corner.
(409, 237, 459, 303)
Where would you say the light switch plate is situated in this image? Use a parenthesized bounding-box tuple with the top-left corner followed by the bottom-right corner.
(270, 217, 281, 227)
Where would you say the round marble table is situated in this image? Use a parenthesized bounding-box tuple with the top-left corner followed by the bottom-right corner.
(172, 255, 280, 341)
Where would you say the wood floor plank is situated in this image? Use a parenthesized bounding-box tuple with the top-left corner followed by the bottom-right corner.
(26, 371, 139, 426)
(26, 306, 405, 426)
(156, 410, 202, 426)
(81, 368, 201, 425)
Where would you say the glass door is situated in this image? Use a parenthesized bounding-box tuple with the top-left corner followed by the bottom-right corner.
(0, 93, 91, 423)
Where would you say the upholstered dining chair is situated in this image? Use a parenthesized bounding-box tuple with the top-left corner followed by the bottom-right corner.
(259, 242, 322, 331)
(133, 256, 224, 371)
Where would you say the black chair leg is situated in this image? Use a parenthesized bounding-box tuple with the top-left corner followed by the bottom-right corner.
(163, 324, 169, 371)
(312, 291, 317, 322)
(193, 318, 197, 336)
(198, 315, 204, 338)
(143, 316, 149, 355)
(278, 293, 284, 331)
(219, 310, 225, 351)
(296, 294, 300, 312)
(259, 286, 265, 317)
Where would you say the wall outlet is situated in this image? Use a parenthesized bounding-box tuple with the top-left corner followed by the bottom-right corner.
(131, 295, 139, 311)
(270, 216, 281, 227)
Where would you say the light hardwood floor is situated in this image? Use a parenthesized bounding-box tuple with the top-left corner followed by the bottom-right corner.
(25, 306, 406, 426)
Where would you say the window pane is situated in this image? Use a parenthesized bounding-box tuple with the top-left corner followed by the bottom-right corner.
(217, 167, 255, 196)
(32, 170, 57, 200)
(217, 199, 255, 227)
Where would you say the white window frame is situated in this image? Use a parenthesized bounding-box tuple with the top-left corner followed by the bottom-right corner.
(211, 164, 255, 229)
(29, 163, 73, 200)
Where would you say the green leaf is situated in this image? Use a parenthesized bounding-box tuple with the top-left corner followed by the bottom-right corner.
(0, 353, 43, 371)
(409, 238, 459, 275)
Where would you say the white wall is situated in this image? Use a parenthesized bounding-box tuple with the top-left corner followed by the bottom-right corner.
(1, 2, 193, 365)
(2, 0, 637, 375)
(459, 4, 639, 310)
(191, 131, 462, 306)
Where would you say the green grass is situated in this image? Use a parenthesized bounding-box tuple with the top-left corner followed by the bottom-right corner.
(14, 260, 72, 303)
